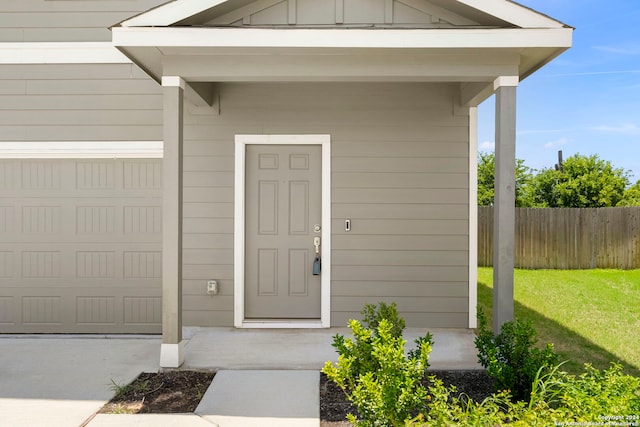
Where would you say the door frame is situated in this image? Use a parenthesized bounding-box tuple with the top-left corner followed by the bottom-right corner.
(234, 134, 331, 328)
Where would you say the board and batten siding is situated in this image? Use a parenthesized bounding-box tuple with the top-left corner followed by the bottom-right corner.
(0, 158, 162, 333)
(0, 0, 166, 42)
(0, 63, 162, 141)
(182, 82, 470, 328)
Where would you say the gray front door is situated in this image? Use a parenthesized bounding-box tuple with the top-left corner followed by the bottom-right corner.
(245, 144, 322, 319)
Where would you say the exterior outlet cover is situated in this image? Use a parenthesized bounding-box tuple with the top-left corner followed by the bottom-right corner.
(207, 280, 218, 295)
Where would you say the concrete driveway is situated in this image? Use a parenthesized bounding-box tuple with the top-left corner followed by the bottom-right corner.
(0, 336, 160, 427)
(0, 328, 479, 426)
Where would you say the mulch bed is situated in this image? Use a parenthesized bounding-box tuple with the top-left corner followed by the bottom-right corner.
(99, 370, 215, 414)
(101, 369, 495, 422)
(320, 370, 495, 425)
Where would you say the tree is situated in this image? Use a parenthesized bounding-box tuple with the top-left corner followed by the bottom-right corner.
(619, 180, 640, 206)
(477, 152, 534, 207)
(477, 152, 496, 206)
(528, 154, 630, 208)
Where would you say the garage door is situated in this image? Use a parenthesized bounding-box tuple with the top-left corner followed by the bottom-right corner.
(0, 157, 162, 333)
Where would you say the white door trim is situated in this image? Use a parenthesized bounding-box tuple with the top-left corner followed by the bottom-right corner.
(234, 134, 331, 328)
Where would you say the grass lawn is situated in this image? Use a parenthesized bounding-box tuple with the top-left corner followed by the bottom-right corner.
(477, 268, 640, 376)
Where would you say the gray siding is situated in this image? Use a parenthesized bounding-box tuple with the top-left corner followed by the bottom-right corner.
(0, 14, 164, 332)
(0, 158, 162, 333)
(0, 0, 166, 42)
(0, 63, 162, 141)
(182, 82, 470, 328)
(202, 0, 482, 28)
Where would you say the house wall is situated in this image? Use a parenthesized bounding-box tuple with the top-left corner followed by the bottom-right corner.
(0, 63, 162, 141)
(0, 0, 166, 333)
(0, 61, 162, 333)
(182, 82, 470, 328)
(0, 0, 166, 42)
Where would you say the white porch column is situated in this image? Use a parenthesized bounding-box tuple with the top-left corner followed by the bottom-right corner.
(468, 106, 478, 329)
(160, 76, 185, 368)
(493, 76, 518, 332)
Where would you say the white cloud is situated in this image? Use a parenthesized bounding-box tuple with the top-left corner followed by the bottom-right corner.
(544, 137, 569, 149)
(552, 70, 640, 77)
(593, 45, 640, 55)
(479, 141, 495, 151)
(592, 123, 640, 135)
(518, 128, 578, 135)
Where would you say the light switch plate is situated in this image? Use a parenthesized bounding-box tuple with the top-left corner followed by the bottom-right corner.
(207, 280, 218, 295)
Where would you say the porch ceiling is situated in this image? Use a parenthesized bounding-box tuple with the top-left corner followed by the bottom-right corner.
(112, 26, 571, 105)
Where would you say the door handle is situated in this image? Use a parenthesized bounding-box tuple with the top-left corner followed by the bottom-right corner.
(313, 237, 321, 275)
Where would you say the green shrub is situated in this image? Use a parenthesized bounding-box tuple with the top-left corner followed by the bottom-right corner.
(361, 301, 406, 339)
(474, 309, 558, 401)
(322, 302, 433, 427)
(329, 302, 431, 383)
(526, 362, 640, 423)
(415, 363, 640, 426)
(324, 304, 640, 426)
(361, 302, 431, 371)
(418, 376, 518, 427)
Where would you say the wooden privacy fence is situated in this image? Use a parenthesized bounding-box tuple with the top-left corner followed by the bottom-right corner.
(478, 207, 640, 269)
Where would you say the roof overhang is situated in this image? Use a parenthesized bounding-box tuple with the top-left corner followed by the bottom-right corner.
(111, 0, 572, 106)
(112, 26, 571, 105)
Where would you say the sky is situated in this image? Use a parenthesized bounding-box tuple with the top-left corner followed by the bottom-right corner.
(477, 0, 640, 183)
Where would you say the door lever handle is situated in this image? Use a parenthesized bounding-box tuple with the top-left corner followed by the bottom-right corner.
(313, 237, 321, 275)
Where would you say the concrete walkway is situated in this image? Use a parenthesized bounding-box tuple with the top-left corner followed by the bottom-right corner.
(0, 328, 480, 426)
(197, 370, 319, 426)
(0, 336, 160, 427)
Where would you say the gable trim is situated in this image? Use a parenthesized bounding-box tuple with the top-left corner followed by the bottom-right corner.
(455, 0, 566, 28)
(120, 0, 228, 27)
(118, 0, 566, 29)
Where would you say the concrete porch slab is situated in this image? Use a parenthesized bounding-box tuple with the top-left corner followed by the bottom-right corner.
(181, 327, 481, 371)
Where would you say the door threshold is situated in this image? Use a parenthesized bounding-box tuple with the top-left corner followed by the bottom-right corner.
(241, 320, 325, 329)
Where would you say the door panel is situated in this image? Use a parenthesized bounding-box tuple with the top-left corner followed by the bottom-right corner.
(245, 144, 321, 318)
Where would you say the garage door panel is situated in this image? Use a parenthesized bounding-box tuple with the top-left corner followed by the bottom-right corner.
(0, 158, 160, 195)
(0, 296, 13, 324)
(0, 234, 161, 244)
(0, 158, 161, 333)
(0, 287, 161, 333)
(0, 251, 14, 278)
(0, 204, 161, 242)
